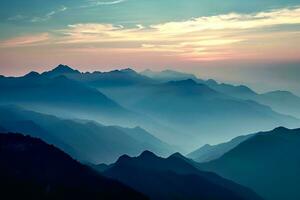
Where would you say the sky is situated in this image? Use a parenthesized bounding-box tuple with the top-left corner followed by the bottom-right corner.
(0, 0, 300, 94)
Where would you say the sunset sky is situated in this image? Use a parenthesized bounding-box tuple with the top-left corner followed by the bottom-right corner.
(1, 0, 300, 94)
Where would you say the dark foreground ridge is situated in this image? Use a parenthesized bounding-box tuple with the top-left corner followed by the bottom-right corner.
(102, 150, 263, 200)
(0, 133, 148, 200)
(201, 127, 300, 200)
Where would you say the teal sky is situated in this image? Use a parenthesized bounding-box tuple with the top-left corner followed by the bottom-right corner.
(1, 0, 299, 38)
(0, 0, 300, 94)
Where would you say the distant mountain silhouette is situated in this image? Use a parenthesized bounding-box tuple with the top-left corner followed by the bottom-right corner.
(42, 64, 81, 78)
(82, 70, 300, 148)
(128, 79, 299, 147)
(206, 80, 300, 119)
(2, 65, 300, 151)
(141, 69, 199, 82)
(24, 71, 41, 78)
(200, 127, 300, 200)
(102, 151, 263, 200)
(43, 65, 154, 87)
(141, 69, 257, 100)
(0, 133, 147, 200)
(206, 81, 257, 99)
(0, 70, 132, 124)
(187, 133, 255, 162)
(0, 105, 174, 163)
(142, 69, 300, 120)
(0, 66, 178, 140)
(253, 91, 300, 119)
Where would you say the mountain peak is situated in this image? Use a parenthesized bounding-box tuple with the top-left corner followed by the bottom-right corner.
(206, 79, 218, 85)
(24, 71, 40, 78)
(120, 68, 137, 74)
(116, 154, 131, 163)
(52, 64, 78, 73)
(139, 150, 157, 158)
(168, 152, 185, 159)
(272, 126, 289, 133)
(41, 65, 80, 78)
(115, 151, 159, 166)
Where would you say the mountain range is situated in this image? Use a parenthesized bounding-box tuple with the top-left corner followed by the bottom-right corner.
(0, 69, 130, 123)
(0, 67, 179, 148)
(1, 65, 300, 150)
(144, 69, 300, 119)
(42, 65, 154, 87)
(199, 127, 300, 200)
(100, 151, 263, 200)
(0, 133, 147, 200)
(1, 64, 300, 200)
(0, 105, 174, 163)
(129, 78, 300, 146)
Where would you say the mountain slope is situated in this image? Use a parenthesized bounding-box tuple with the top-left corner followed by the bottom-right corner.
(41, 64, 81, 78)
(200, 127, 300, 200)
(187, 133, 255, 162)
(206, 80, 300, 119)
(0, 133, 148, 200)
(92, 75, 300, 149)
(3, 66, 299, 151)
(130, 79, 299, 147)
(253, 91, 300, 119)
(0, 70, 133, 125)
(0, 105, 174, 163)
(43, 64, 154, 87)
(0, 67, 179, 143)
(205, 79, 257, 98)
(103, 151, 263, 200)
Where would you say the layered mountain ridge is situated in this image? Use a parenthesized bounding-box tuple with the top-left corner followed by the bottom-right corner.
(101, 150, 263, 200)
(0, 133, 148, 200)
(1, 64, 300, 150)
(199, 127, 300, 200)
(0, 105, 174, 163)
